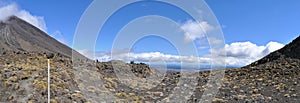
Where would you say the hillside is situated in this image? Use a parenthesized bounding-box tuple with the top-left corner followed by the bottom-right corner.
(0, 16, 85, 59)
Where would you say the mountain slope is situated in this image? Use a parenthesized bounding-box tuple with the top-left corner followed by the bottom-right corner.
(0, 16, 85, 59)
(216, 36, 300, 102)
(248, 36, 300, 66)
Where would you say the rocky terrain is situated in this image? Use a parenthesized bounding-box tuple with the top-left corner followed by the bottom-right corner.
(0, 16, 299, 102)
(0, 46, 299, 103)
(0, 50, 86, 102)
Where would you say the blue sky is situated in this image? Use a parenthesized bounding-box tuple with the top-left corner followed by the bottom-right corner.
(206, 0, 300, 45)
(0, 0, 299, 66)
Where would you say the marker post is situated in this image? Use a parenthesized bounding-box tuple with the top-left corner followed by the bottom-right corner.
(47, 59, 50, 103)
(46, 53, 54, 103)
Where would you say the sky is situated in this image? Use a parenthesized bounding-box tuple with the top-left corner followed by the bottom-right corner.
(0, 0, 299, 67)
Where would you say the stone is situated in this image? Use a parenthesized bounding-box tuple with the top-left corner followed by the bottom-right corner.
(212, 98, 227, 102)
(71, 93, 83, 98)
(7, 95, 13, 101)
(253, 89, 259, 93)
(239, 90, 244, 93)
(257, 78, 264, 81)
(235, 95, 246, 100)
(115, 92, 127, 97)
(284, 94, 290, 97)
(233, 85, 240, 89)
(50, 99, 58, 103)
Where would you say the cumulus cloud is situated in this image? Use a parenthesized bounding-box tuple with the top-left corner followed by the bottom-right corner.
(78, 48, 132, 62)
(225, 41, 265, 58)
(78, 49, 210, 64)
(180, 20, 214, 42)
(0, 3, 47, 32)
(212, 41, 284, 66)
(126, 52, 210, 64)
(79, 41, 284, 67)
(261, 41, 285, 56)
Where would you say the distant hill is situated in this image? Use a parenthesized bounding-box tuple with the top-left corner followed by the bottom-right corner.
(0, 16, 85, 59)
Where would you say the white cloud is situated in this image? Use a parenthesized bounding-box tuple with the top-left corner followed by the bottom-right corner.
(78, 48, 132, 62)
(79, 41, 284, 67)
(179, 20, 284, 66)
(0, 3, 17, 21)
(180, 20, 214, 42)
(50, 31, 69, 45)
(261, 41, 285, 56)
(126, 52, 210, 64)
(212, 41, 284, 66)
(225, 41, 265, 58)
(78, 49, 210, 64)
(0, 3, 47, 32)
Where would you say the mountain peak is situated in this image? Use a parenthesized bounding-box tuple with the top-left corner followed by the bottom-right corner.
(7, 15, 19, 21)
(0, 15, 85, 59)
(1, 16, 24, 24)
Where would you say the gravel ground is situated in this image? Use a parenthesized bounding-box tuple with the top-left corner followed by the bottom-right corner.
(0, 50, 299, 103)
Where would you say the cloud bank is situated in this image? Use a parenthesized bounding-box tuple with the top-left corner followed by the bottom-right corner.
(79, 41, 284, 66)
(75, 17, 284, 66)
(0, 3, 47, 32)
(213, 41, 284, 66)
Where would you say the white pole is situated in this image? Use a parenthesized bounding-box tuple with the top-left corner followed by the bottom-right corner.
(47, 59, 50, 103)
